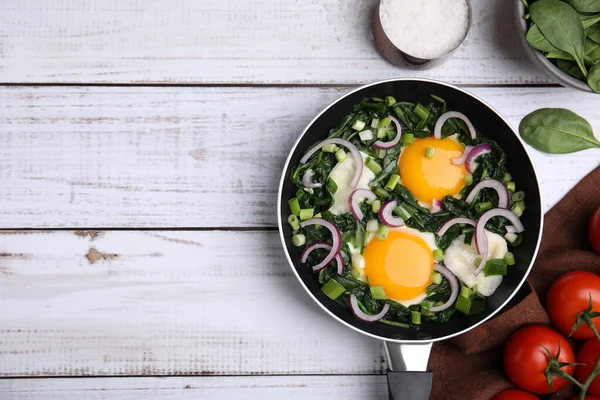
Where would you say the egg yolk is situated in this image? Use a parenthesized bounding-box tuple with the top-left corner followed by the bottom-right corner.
(399, 137, 467, 204)
(363, 231, 433, 301)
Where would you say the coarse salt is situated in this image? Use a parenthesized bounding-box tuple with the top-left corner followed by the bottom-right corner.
(379, 0, 470, 60)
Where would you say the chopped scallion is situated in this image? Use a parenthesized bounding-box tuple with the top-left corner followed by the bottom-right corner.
(385, 96, 397, 106)
(365, 158, 383, 174)
(512, 191, 525, 202)
(370, 285, 387, 300)
(359, 129, 374, 141)
(460, 286, 471, 299)
(401, 133, 415, 146)
(475, 201, 492, 212)
(512, 201, 525, 217)
(424, 147, 435, 158)
(372, 186, 390, 198)
(414, 103, 431, 121)
(374, 148, 386, 159)
(433, 249, 444, 262)
(376, 224, 390, 240)
(429, 271, 442, 285)
(352, 120, 366, 131)
(322, 143, 338, 153)
(484, 259, 508, 276)
(455, 296, 472, 315)
(351, 254, 365, 269)
(350, 267, 364, 279)
(288, 198, 301, 216)
(384, 174, 400, 191)
(371, 200, 381, 213)
(378, 117, 391, 128)
(506, 181, 516, 192)
(464, 173, 473, 185)
(287, 214, 300, 231)
(321, 279, 346, 300)
(366, 219, 379, 233)
(377, 127, 390, 138)
(393, 204, 411, 220)
(411, 311, 422, 325)
(504, 252, 515, 266)
(371, 118, 380, 129)
(292, 234, 306, 247)
(503, 172, 512, 184)
(299, 208, 314, 221)
(335, 149, 346, 163)
(504, 232, 518, 244)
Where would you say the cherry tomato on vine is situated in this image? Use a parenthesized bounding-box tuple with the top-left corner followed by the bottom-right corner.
(590, 205, 600, 254)
(547, 271, 600, 340)
(492, 389, 539, 399)
(576, 338, 600, 396)
(503, 326, 575, 394)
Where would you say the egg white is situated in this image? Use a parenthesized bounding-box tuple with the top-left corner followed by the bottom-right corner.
(329, 151, 375, 215)
(443, 231, 509, 296)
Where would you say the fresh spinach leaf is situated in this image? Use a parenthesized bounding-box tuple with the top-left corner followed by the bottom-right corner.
(557, 59, 586, 79)
(580, 13, 600, 29)
(585, 39, 600, 65)
(531, 0, 588, 76)
(588, 23, 600, 43)
(519, 108, 600, 153)
(588, 62, 600, 92)
(526, 24, 560, 52)
(567, 0, 600, 13)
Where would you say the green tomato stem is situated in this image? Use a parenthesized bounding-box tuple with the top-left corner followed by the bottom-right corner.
(579, 355, 600, 400)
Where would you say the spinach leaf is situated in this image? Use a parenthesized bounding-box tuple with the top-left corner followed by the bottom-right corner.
(519, 108, 600, 153)
(567, 0, 600, 13)
(588, 23, 600, 43)
(531, 0, 588, 76)
(585, 39, 600, 65)
(557, 59, 586, 79)
(546, 50, 577, 61)
(580, 13, 600, 29)
(526, 24, 560, 52)
(588, 62, 600, 92)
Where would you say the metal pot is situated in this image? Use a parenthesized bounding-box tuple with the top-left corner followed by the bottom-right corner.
(278, 78, 543, 399)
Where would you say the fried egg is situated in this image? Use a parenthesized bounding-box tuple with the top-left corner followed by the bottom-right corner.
(399, 136, 467, 206)
(363, 226, 438, 306)
(444, 231, 509, 296)
(329, 151, 375, 215)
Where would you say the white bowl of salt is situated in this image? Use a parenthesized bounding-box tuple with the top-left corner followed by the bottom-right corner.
(372, 0, 472, 69)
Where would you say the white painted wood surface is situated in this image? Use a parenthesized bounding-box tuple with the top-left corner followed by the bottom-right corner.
(0, 0, 547, 85)
(0, 86, 598, 228)
(0, 376, 388, 400)
(0, 230, 386, 376)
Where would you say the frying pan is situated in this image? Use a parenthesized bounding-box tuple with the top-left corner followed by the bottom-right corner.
(277, 78, 543, 399)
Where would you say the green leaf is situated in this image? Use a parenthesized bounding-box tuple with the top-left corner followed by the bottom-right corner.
(519, 108, 600, 153)
(589, 23, 600, 43)
(580, 13, 600, 29)
(588, 63, 600, 92)
(527, 24, 560, 52)
(531, 0, 588, 76)
(546, 50, 576, 60)
(585, 39, 600, 65)
(567, 0, 600, 12)
(557, 59, 586, 79)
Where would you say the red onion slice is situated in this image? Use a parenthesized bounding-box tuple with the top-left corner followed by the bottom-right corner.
(300, 139, 363, 188)
(378, 200, 405, 228)
(431, 199, 443, 214)
(299, 241, 345, 274)
(451, 145, 473, 165)
(429, 263, 459, 312)
(434, 111, 477, 140)
(349, 294, 390, 322)
(474, 208, 524, 275)
(302, 169, 322, 189)
(373, 115, 402, 150)
(349, 189, 377, 220)
(437, 217, 476, 236)
(465, 179, 509, 209)
(465, 144, 491, 173)
(300, 219, 342, 272)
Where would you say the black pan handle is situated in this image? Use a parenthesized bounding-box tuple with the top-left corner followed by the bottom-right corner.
(384, 342, 433, 400)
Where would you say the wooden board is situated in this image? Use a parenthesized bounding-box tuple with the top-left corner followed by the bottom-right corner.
(0, 375, 388, 400)
(0, 86, 598, 228)
(0, 0, 548, 85)
(0, 230, 387, 377)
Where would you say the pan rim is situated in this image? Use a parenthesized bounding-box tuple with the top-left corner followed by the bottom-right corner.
(277, 77, 544, 343)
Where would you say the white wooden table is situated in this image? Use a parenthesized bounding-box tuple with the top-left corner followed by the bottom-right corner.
(0, 1, 598, 398)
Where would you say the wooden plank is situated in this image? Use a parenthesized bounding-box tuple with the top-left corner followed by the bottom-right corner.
(0, 230, 386, 377)
(0, 375, 388, 399)
(0, 0, 548, 85)
(0, 86, 598, 228)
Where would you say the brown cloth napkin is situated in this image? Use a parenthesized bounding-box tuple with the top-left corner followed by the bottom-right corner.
(429, 165, 600, 400)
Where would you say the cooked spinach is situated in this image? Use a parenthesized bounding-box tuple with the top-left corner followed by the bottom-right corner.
(519, 108, 600, 153)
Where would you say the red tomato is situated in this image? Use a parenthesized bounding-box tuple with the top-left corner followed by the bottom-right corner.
(546, 271, 600, 339)
(503, 326, 575, 394)
(590, 205, 600, 254)
(576, 338, 600, 396)
(492, 389, 539, 400)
